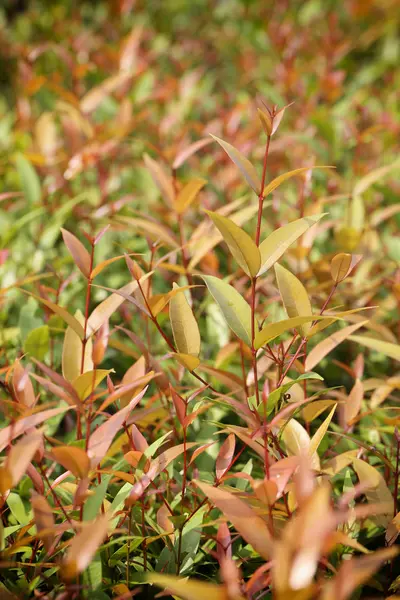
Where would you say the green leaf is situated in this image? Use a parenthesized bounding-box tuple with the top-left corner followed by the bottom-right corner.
(202, 276, 252, 346)
(169, 284, 201, 357)
(23, 325, 49, 360)
(205, 210, 260, 277)
(275, 263, 312, 337)
(210, 134, 260, 193)
(258, 215, 325, 275)
(84, 475, 112, 521)
(15, 153, 41, 205)
(260, 372, 323, 416)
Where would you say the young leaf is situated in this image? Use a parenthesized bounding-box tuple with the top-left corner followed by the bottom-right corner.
(61, 228, 91, 278)
(0, 430, 43, 492)
(275, 263, 312, 337)
(281, 419, 320, 470)
(0, 407, 69, 453)
(216, 433, 235, 480)
(12, 360, 35, 408)
(72, 369, 112, 401)
(349, 335, 400, 362)
(205, 211, 261, 277)
(330, 253, 361, 283)
(344, 379, 363, 425)
(202, 276, 252, 346)
(62, 512, 110, 580)
(308, 405, 336, 458)
(51, 446, 90, 479)
(62, 310, 93, 382)
(210, 134, 260, 193)
(175, 178, 207, 214)
(258, 215, 325, 276)
(194, 480, 272, 559)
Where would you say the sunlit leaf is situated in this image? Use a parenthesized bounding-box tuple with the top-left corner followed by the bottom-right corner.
(62, 310, 93, 382)
(202, 276, 252, 346)
(62, 513, 110, 580)
(275, 263, 312, 337)
(171, 353, 200, 371)
(205, 210, 260, 277)
(349, 335, 400, 362)
(175, 178, 207, 214)
(51, 446, 90, 479)
(195, 480, 272, 559)
(258, 215, 325, 276)
(330, 253, 361, 283)
(281, 419, 320, 470)
(169, 283, 201, 357)
(263, 167, 332, 197)
(73, 369, 113, 401)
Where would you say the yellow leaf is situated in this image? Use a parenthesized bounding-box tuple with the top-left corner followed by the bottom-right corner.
(169, 284, 201, 357)
(281, 419, 320, 470)
(205, 210, 260, 277)
(308, 405, 336, 459)
(175, 178, 207, 214)
(275, 263, 312, 337)
(202, 276, 252, 346)
(51, 446, 90, 479)
(148, 574, 230, 600)
(263, 167, 332, 197)
(72, 369, 112, 400)
(62, 513, 110, 580)
(210, 134, 260, 193)
(171, 353, 200, 371)
(352, 458, 392, 527)
(255, 315, 338, 350)
(349, 335, 400, 362)
(258, 215, 325, 276)
(195, 480, 272, 559)
(302, 400, 337, 423)
(62, 310, 93, 382)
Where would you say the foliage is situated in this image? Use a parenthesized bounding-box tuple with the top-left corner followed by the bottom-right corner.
(1, 1, 400, 599)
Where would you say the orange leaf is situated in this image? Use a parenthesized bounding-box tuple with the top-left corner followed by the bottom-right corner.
(216, 434, 235, 480)
(51, 446, 90, 479)
(61, 228, 91, 278)
(62, 513, 110, 580)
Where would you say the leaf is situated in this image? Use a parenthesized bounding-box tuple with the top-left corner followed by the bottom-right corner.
(255, 315, 338, 350)
(202, 276, 252, 346)
(147, 574, 230, 600)
(306, 321, 368, 371)
(116, 216, 179, 248)
(281, 419, 320, 470)
(23, 325, 49, 361)
(258, 215, 325, 276)
(216, 433, 235, 479)
(31, 493, 54, 551)
(0, 407, 69, 453)
(62, 512, 110, 580)
(73, 369, 112, 401)
(51, 446, 90, 479)
(175, 178, 207, 214)
(143, 153, 175, 207)
(210, 134, 260, 193)
(349, 335, 400, 362)
(80, 71, 133, 113)
(62, 310, 93, 382)
(263, 167, 332, 197)
(194, 480, 272, 559)
(88, 389, 146, 468)
(308, 405, 336, 458)
(171, 353, 200, 371)
(61, 229, 91, 278)
(0, 430, 42, 492)
(330, 253, 361, 283)
(264, 373, 324, 416)
(12, 359, 35, 408)
(15, 153, 41, 205)
(19, 290, 84, 339)
(353, 156, 400, 197)
(205, 211, 260, 277)
(173, 138, 212, 169)
(169, 284, 201, 357)
(86, 272, 152, 337)
(352, 458, 393, 527)
(344, 379, 363, 425)
(275, 263, 312, 337)
(120, 356, 145, 407)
